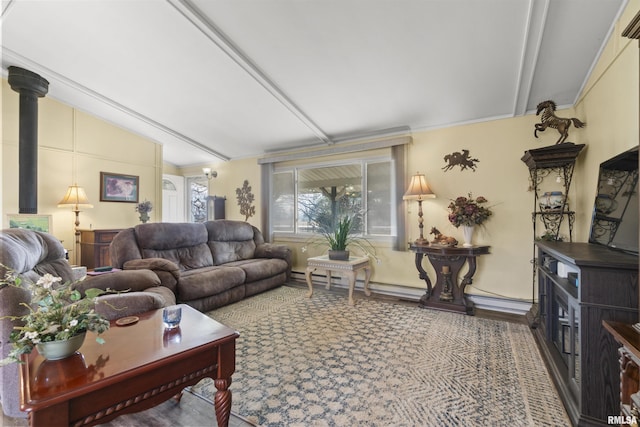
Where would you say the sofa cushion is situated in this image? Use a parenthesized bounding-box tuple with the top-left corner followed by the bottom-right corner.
(209, 241, 257, 265)
(225, 258, 289, 283)
(133, 222, 213, 271)
(205, 220, 257, 264)
(205, 220, 254, 241)
(142, 243, 213, 271)
(135, 222, 208, 250)
(177, 266, 246, 302)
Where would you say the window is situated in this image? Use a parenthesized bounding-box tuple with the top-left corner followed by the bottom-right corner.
(272, 158, 394, 238)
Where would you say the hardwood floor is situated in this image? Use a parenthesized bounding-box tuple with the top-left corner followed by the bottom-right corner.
(1, 390, 255, 427)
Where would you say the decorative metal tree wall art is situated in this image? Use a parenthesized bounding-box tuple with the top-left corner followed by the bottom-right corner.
(534, 100, 586, 144)
(442, 149, 479, 172)
(236, 180, 256, 221)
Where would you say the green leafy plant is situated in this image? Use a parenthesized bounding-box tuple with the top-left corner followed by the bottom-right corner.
(0, 269, 110, 365)
(323, 215, 353, 251)
(304, 214, 378, 261)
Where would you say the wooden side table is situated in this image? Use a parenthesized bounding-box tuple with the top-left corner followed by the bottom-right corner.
(305, 255, 372, 305)
(409, 244, 490, 315)
(603, 321, 640, 422)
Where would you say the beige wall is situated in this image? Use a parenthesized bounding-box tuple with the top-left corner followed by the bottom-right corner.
(2, 79, 163, 264)
(178, 157, 263, 225)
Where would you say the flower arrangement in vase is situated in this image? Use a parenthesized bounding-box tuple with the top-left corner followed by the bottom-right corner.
(0, 270, 110, 365)
(135, 200, 153, 223)
(447, 193, 493, 247)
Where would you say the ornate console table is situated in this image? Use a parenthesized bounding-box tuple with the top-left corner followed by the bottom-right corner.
(409, 244, 490, 315)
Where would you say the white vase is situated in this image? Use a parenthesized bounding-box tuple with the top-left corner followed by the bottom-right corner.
(461, 225, 475, 247)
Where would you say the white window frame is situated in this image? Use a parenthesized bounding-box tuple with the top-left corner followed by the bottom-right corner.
(271, 155, 395, 242)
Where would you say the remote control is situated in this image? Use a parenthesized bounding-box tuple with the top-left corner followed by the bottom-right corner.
(94, 266, 113, 272)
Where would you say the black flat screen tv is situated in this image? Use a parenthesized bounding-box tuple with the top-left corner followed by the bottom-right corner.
(588, 146, 639, 255)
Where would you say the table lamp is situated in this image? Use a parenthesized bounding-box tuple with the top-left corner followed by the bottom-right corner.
(403, 172, 435, 245)
(58, 184, 93, 264)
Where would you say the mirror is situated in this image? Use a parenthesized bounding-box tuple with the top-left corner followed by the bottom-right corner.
(589, 146, 639, 254)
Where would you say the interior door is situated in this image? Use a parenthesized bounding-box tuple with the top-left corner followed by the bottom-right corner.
(162, 174, 185, 223)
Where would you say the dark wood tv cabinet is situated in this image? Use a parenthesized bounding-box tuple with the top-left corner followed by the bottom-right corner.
(530, 241, 638, 426)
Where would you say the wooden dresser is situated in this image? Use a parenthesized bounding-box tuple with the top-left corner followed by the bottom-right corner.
(79, 229, 123, 270)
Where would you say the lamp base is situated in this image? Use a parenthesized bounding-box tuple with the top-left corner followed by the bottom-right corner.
(414, 237, 429, 246)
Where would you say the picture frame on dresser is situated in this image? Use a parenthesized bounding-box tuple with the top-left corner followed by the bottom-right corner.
(100, 172, 139, 203)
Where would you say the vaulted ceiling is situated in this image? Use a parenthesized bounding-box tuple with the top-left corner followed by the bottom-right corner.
(1, 0, 628, 167)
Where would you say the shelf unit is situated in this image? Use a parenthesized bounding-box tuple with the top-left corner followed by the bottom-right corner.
(521, 143, 585, 314)
(521, 142, 585, 242)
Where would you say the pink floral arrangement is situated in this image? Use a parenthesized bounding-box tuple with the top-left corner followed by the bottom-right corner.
(447, 193, 493, 227)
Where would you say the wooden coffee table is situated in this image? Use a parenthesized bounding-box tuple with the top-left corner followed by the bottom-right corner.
(19, 304, 239, 427)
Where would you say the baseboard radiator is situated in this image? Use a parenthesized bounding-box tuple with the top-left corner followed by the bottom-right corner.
(291, 270, 532, 316)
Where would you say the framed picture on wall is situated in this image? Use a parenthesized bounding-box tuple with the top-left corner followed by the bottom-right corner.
(7, 214, 52, 233)
(100, 172, 139, 203)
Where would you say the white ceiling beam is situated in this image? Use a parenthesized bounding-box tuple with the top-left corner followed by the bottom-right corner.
(513, 0, 549, 117)
(167, 0, 333, 146)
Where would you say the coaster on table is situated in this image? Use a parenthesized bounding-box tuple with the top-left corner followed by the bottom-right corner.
(115, 316, 139, 326)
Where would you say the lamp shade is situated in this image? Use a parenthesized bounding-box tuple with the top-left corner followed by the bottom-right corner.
(57, 185, 93, 209)
(403, 173, 435, 200)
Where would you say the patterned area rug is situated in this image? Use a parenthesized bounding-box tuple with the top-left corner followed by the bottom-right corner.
(190, 286, 569, 426)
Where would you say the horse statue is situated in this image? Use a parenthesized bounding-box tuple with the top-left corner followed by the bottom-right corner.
(534, 100, 586, 144)
(442, 149, 479, 172)
(430, 227, 458, 247)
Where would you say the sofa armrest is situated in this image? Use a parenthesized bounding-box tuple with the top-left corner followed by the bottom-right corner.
(123, 258, 180, 291)
(255, 243, 291, 261)
(255, 243, 292, 278)
(95, 292, 167, 321)
(74, 269, 161, 295)
(124, 258, 180, 275)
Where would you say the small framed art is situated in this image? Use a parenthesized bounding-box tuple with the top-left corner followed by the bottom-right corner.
(100, 172, 139, 203)
(7, 214, 52, 233)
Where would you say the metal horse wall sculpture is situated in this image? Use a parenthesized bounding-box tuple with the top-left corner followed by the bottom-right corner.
(442, 149, 479, 172)
(534, 100, 586, 144)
